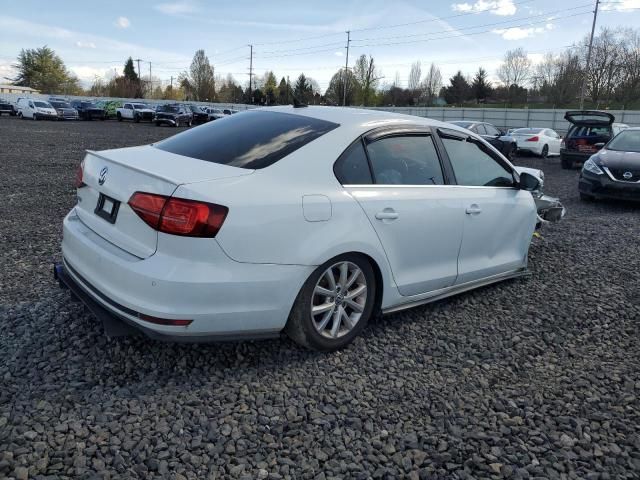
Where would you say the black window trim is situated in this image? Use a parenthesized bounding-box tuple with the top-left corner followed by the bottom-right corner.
(434, 127, 519, 188)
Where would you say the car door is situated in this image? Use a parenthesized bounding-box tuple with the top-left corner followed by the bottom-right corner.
(337, 129, 464, 296)
(436, 128, 536, 285)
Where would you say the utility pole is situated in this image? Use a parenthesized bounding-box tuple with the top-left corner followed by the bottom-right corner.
(342, 31, 351, 107)
(248, 44, 254, 104)
(170, 76, 173, 89)
(148, 61, 152, 97)
(135, 58, 142, 78)
(579, 0, 599, 110)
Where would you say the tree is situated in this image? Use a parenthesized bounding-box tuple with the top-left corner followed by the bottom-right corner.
(497, 48, 532, 87)
(441, 71, 470, 106)
(123, 57, 139, 82)
(325, 69, 357, 105)
(277, 77, 291, 104)
(408, 61, 422, 94)
(9, 46, 80, 94)
(471, 67, 492, 103)
(353, 54, 382, 106)
(187, 49, 216, 101)
(420, 63, 442, 106)
(263, 71, 278, 104)
(294, 73, 312, 103)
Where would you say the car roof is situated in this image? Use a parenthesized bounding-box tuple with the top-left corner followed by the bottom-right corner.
(257, 105, 460, 136)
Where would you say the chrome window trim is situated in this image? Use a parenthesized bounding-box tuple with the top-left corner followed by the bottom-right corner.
(343, 184, 517, 189)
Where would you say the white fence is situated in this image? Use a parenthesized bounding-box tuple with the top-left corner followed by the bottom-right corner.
(364, 107, 640, 133)
(2, 90, 639, 133)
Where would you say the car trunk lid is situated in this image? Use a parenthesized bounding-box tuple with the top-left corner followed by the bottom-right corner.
(75, 146, 252, 258)
(564, 110, 615, 126)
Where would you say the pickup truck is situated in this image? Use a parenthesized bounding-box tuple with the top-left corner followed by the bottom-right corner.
(116, 102, 155, 122)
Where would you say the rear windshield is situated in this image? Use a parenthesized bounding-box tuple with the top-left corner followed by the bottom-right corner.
(568, 125, 611, 138)
(513, 128, 542, 134)
(450, 121, 473, 128)
(154, 110, 339, 169)
(607, 130, 640, 152)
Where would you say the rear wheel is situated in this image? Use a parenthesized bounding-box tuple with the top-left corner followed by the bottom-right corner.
(285, 254, 376, 351)
(541, 144, 549, 158)
(561, 155, 573, 170)
(155, 121, 161, 126)
(507, 144, 516, 161)
(117, 112, 122, 121)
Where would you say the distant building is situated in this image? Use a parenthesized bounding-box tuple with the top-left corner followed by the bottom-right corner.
(0, 84, 40, 94)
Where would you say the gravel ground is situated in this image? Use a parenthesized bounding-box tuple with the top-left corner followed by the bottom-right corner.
(0, 116, 639, 480)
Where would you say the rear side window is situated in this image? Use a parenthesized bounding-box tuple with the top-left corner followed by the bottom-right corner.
(334, 141, 373, 184)
(366, 135, 444, 185)
(154, 111, 339, 169)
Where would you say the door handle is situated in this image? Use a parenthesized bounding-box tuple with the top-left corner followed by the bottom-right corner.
(375, 209, 399, 220)
(465, 205, 482, 215)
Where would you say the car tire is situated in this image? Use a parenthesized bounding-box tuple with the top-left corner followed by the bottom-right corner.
(155, 121, 161, 126)
(174, 118, 180, 127)
(134, 114, 140, 123)
(117, 113, 122, 122)
(507, 144, 516, 161)
(560, 155, 573, 169)
(285, 254, 376, 351)
(33, 113, 38, 121)
(580, 193, 595, 202)
(541, 145, 549, 158)
(187, 119, 193, 127)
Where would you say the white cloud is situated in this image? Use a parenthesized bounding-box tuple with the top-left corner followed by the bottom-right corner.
(452, 0, 516, 16)
(69, 65, 113, 82)
(601, 0, 640, 11)
(115, 17, 130, 29)
(492, 22, 553, 40)
(334, 51, 343, 57)
(75, 41, 96, 49)
(155, 1, 197, 15)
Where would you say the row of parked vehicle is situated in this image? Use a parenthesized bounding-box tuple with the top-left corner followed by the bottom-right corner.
(0, 97, 239, 126)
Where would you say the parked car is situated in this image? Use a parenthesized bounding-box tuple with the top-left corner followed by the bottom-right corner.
(187, 105, 210, 124)
(448, 121, 517, 160)
(224, 109, 238, 115)
(0, 99, 17, 116)
(578, 127, 640, 202)
(16, 98, 58, 120)
(54, 106, 563, 351)
(206, 107, 226, 121)
(154, 104, 192, 127)
(560, 111, 629, 169)
(116, 102, 155, 122)
(510, 128, 562, 158)
(70, 100, 106, 120)
(95, 100, 121, 119)
(48, 98, 79, 120)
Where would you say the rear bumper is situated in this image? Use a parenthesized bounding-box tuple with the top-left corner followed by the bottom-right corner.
(579, 171, 640, 201)
(560, 149, 591, 164)
(59, 209, 313, 340)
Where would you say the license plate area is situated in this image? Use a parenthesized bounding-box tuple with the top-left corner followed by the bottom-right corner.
(94, 193, 120, 224)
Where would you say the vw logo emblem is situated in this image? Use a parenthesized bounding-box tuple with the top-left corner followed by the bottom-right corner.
(98, 166, 108, 185)
(623, 171, 633, 180)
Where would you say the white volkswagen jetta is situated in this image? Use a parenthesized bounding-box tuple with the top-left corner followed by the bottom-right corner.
(56, 106, 541, 351)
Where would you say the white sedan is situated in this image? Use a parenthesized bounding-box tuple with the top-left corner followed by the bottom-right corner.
(56, 106, 542, 351)
(511, 128, 562, 157)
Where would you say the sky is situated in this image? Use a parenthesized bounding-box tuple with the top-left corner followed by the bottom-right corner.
(1, 0, 639, 92)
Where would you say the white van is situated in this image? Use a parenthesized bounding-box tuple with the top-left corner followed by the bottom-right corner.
(16, 98, 58, 120)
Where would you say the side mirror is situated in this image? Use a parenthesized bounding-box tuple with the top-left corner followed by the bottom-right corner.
(519, 172, 540, 192)
(595, 142, 605, 148)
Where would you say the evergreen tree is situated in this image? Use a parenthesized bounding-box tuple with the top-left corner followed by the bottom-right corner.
(471, 67, 492, 103)
(442, 71, 471, 106)
(123, 57, 139, 81)
(11, 46, 80, 94)
(294, 73, 311, 103)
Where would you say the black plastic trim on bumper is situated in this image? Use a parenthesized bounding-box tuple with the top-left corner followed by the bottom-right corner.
(53, 261, 281, 343)
(579, 174, 640, 202)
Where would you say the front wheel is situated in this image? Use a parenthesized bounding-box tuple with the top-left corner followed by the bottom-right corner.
(33, 113, 38, 121)
(134, 114, 140, 123)
(117, 113, 122, 122)
(285, 254, 376, 351)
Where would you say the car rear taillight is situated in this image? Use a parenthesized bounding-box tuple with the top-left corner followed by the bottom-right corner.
(526, 136, 539, 142)
(75, 161, 86, 188)
(128, 192, 228, 238)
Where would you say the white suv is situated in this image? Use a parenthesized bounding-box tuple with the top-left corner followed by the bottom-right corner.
(17, 98, 58, 120)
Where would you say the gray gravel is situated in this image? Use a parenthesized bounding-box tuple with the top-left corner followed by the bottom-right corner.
(1, 116, 639, 479)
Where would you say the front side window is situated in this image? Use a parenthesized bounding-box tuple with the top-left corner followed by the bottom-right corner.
(155, 110, 339, 169)
(366, 135, 444, 185)
(474, 124, 487, 135)
(484, 124, 500, 136)
(334, 140, 372, 185)
(440, 134, 515, 187)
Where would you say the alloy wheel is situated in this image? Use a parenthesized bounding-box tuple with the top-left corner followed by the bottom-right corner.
(311, 261, 368, 339)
